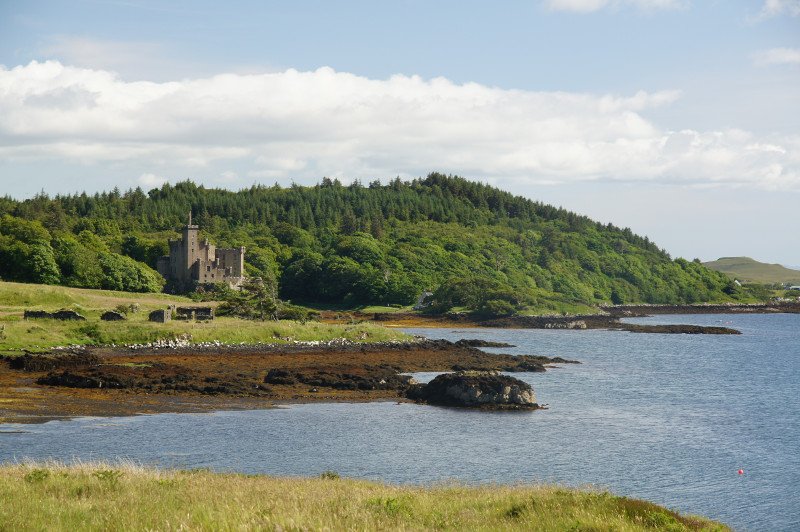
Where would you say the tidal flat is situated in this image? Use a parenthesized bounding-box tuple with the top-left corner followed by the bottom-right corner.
(0, 339, 577, 423)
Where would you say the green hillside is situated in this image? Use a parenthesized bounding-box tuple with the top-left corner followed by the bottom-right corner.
(703, 257, 800, 285)
(0, 174, 750, 314)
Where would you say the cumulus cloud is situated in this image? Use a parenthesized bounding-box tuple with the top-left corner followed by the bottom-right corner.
(0, 60, 797, 191)
(757, 0, 800, 18)
(544, 0, 687, 13)
(753, 47, 800, 66)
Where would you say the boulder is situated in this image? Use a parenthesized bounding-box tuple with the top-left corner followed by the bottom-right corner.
(406, 371, 538, 410)
(23, 310, 51, 320)
(51, 310, 86, 321)
(100, 311, 126, 321)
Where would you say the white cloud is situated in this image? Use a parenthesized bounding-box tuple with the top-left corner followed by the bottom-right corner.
(544, 0, 686, 13)
(753, 47, 800, 66)
(138, 173, 165, 187)
(757, 0, 800, 18)
(0, 60, 797, 191)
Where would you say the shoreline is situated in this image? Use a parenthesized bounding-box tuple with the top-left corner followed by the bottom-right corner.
(0, 339, 577, 424)
(358, 302, 800, 330)
(4, 304, 794, 424)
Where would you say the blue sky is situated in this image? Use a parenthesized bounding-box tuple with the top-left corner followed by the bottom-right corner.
(1, 0, 799, 265)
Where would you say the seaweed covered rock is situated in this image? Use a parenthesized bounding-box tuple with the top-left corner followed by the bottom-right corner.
(454, 339, 516, 348)
(406, 371, 538, 409)
(8, 352, 99, 372)
(37, 371, 117, 389)
(265, 366, 413, 391)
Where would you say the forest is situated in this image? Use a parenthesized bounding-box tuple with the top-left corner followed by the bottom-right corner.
(0, 173, 743, 314)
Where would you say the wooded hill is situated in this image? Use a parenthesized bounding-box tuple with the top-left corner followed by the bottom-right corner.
(0, 173, 743, 314)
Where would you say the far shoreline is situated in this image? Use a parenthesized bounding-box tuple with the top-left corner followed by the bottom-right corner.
(350, 302, 800, 331)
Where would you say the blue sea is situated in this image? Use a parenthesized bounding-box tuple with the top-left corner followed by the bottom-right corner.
(1, 313, 798, 530)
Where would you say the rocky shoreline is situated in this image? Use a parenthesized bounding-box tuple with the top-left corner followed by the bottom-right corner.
(369, 311, 742, 333)
(0, 339, 578, 423)
(360, 301, 800, 332)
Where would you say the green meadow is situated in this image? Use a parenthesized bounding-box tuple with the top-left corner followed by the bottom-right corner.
(0, 281, 406, 355)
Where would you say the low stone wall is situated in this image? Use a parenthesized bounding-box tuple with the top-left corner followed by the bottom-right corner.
(174, 307, 214, 321)
(148, 309, 172, 323)
(24, 309, 86, 321)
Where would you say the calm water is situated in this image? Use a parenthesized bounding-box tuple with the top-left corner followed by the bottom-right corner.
(2, 313, 798, 530)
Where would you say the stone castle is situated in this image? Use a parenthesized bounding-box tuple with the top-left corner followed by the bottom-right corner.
(156, 213, 246, 291)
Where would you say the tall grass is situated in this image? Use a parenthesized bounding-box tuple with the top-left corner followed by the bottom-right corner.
(0, 462, 728, 531)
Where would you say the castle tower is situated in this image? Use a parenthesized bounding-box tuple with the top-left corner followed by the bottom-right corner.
(180, 211, 200, 286)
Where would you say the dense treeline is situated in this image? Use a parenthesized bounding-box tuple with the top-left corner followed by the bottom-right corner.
(0, 215, 164, 292)
(0, 173, 740, 311)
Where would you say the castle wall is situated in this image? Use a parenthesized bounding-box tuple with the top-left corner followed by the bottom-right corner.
(217, 247, 246, 277)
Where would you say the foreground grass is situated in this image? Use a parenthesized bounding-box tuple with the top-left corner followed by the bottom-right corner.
(0, 463, 727, 531)
(0, 281, 408, 354)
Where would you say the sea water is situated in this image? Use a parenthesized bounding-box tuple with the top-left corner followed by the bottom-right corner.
(1, 313, 798, 530)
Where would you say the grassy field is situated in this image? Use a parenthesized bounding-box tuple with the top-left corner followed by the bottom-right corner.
(0, 281, 407, 354)
(0, 280, 194, 319)
(703, 257, 800, 285)
(0, 463, 727, 531)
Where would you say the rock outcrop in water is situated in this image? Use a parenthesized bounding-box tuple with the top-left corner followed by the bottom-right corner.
(453, 339, 516, 348)
(406, 371, 538, 410)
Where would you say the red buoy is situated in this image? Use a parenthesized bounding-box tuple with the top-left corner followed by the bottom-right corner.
(738, 469, 744, 475)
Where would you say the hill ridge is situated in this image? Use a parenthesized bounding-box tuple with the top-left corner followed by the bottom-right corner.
(703, 256, 800, 285)
(1, 173, 748, 311)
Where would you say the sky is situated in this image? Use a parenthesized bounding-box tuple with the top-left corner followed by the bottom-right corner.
(0, 0, 798, 266)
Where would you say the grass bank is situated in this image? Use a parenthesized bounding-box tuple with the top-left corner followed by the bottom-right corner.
(0, 281, 407, 354)
(0, 463, 727, 531)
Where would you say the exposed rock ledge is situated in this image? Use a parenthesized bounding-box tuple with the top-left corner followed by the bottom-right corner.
(406, 371, 539, 410)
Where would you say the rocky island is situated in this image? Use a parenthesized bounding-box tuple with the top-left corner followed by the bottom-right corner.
(407, 370, 539, 410)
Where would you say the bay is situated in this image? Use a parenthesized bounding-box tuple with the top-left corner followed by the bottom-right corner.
(1, 313, 798, 530)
